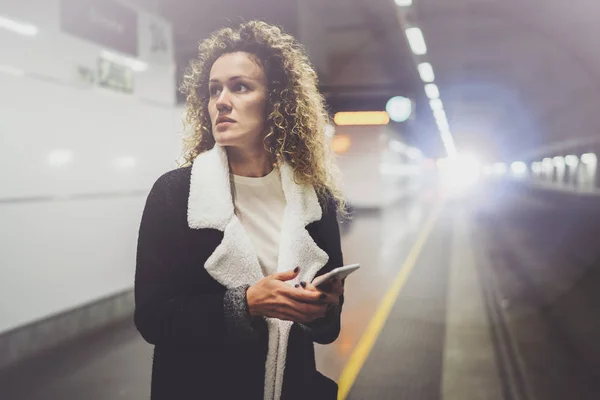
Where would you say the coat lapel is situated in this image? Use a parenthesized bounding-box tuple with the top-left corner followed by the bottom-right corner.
(187, 145, 329, 400)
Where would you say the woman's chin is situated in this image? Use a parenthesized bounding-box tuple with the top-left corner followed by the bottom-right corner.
(213, 132, 238, 147)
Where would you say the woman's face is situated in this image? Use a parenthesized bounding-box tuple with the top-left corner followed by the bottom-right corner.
(208, 52, 269, 151)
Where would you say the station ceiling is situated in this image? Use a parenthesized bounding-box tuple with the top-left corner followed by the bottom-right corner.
(159, 0, 600, 160)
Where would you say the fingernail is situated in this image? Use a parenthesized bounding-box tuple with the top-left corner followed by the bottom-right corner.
(294, 284, 299, 288)
(319, 293, 326, 300)
(300, 281, 306, 288)
(294, 267, 299, 273)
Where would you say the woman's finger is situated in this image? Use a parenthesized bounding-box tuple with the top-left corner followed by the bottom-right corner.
(303, 280, 343, 301)
(285, 285, 324, 303)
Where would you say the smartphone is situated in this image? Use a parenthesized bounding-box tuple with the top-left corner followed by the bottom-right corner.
(312, 264, 360, 288)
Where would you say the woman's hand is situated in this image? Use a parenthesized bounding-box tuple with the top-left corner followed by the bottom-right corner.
(246, 268, 329, 324)
(300, 277, 344, 309)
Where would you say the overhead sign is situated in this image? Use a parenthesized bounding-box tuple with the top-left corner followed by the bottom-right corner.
(60, 0, 138, 56)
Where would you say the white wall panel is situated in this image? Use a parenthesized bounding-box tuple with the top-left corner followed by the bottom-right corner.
(0, 0, 183, 333)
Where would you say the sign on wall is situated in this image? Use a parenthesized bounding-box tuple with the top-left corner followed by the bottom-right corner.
(97, 57, 134, 93)
(138, 12, 173, 65)
(60, 0, 138, 57)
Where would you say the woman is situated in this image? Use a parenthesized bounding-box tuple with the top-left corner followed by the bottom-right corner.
(134, 20, 346, 400)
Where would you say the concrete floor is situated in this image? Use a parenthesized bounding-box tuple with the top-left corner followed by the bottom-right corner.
(2, 182, 600, 399)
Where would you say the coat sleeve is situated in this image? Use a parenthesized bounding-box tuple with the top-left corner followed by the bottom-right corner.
(297, 197, 345, 345)
(134, 174, 265, 347)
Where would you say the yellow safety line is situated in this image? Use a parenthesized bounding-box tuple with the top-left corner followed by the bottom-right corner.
(337, 201, 445, 400)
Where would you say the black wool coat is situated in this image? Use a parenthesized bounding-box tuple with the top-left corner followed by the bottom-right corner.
(134, 146, 344, 400)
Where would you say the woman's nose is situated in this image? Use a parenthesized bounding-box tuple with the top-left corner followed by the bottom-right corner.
(215, 90, 232, 112)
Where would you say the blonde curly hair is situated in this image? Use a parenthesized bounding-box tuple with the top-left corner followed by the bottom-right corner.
(179, 20, 345, 213)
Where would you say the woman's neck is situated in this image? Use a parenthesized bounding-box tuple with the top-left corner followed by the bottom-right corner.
(226, 146, 274, 178)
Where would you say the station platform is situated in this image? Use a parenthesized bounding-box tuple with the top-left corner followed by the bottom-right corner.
(2, 182, 600, 400)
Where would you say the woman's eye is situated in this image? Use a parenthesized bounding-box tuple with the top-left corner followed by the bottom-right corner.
(235, 83, 249, 92)
(209, 87, 221, 97)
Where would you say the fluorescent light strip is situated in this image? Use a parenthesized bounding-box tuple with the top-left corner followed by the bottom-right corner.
(418, 62, 435, 83)
(394, 0, 413, 6)
(334, 111, 390, 126)
(425, 83, 440, 99)
(429, 98, 443, 111)
(433, 108, 447, 123)
(0, 15, 38, 36)
(405, 27, 427, 55)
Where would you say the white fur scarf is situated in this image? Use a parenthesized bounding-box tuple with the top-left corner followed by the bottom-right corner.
(187, 145, 329, 400)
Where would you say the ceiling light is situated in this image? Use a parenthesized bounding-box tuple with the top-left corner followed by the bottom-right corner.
(394, 0, 412, 6)
(581, 153, 597, 164)
(493, 162, 507, 175)
(436, 117, 449, 132)
(440, 130, 457, 158)
(553, 156, 565, 167)
(385, 96, 412, 122)
(565, 155, 578, 166)
(429, 98, 443, 111)
(405, 27, 427, 56)
(425, 83, 440, 99)
(417, 62, 435, 83)
(436, 111, 449, 124)
(511, 161, 527, 175)
(433, 108, 447, 123)
(334, 111, 390, 126)
(0, 15, 38, 36)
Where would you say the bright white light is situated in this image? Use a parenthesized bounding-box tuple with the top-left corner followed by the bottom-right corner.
(386, 96, 412, 122)
(48, 150, 73, 166)
(440, 129, 457, 158)
(565, 155, 578, 167)
(553, 156, 565, 168)
(439, 153, 481, 188)
(511, 161, 527, 175)
(417, 62, 435, 83)
(405, 27, 427, 55)
(532, 162, 542, 174)
(482, 165, 494, 176)
(0, 15, 38, 36)
(394, 0, 412, 6)
(436, 117, 450, 132)
(493, 162, 507, 175)
(433, 108, 447, 123)
(581, 153, 597, 164)
(425, 83, 440, 99)
(101, 50, 148, 72)
(0, 64, 25, 76)
(116, 156, 137, 168)
(429, 98, 443, 111)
